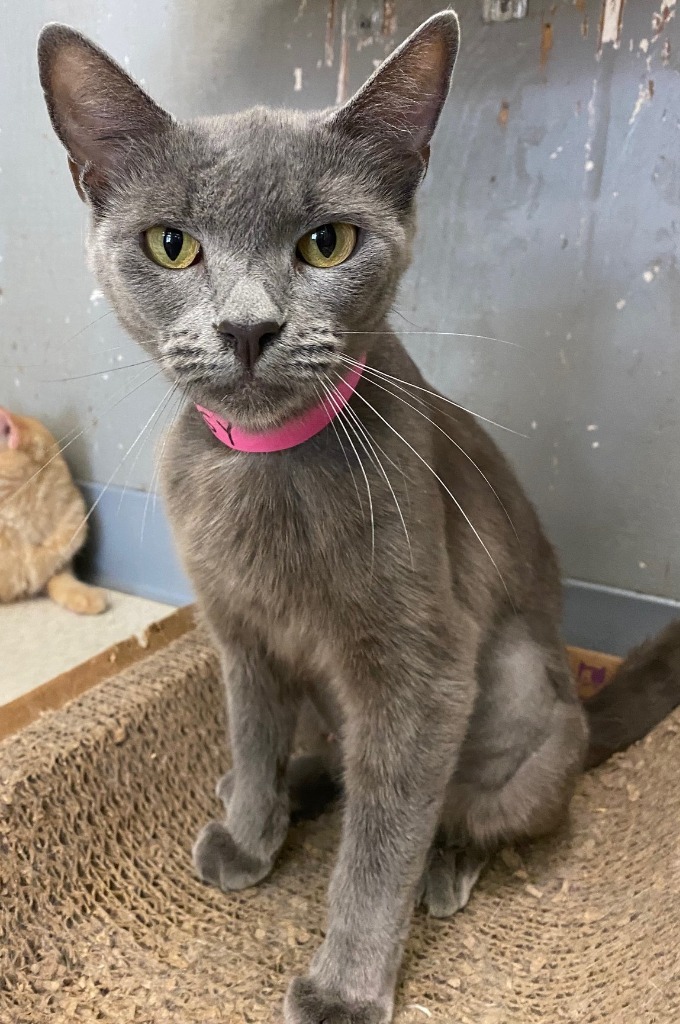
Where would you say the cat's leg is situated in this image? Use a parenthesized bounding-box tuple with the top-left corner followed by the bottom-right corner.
(193, 645, 301, 891)
(215, 689, 344, 823)
(217, 748, 343, 824)
(47, 568, 108, 614)
(285, 655, 474, 1024)
(420, 614, 588, 918)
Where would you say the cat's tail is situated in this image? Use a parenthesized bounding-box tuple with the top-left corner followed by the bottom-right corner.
(585, 619, 680, 769)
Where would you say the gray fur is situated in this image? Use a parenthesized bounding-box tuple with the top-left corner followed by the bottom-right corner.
(38, 13, 591, 1022)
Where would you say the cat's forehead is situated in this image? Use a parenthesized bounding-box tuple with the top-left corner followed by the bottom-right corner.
(170, 107, 383, 234)
(197, 110, 320, 198)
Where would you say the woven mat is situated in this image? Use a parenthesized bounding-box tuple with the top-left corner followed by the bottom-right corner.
(1, 628, 678, 1023)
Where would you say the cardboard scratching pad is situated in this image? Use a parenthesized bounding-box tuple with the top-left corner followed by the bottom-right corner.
(1, 627, 678, 1022)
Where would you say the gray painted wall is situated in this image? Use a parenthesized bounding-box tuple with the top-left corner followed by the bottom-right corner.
(2, 1, 679, 600)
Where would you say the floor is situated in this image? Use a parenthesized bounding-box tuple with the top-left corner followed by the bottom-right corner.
(0, 589, 176, 706)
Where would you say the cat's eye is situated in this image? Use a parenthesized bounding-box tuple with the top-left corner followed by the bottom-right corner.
(297, 223, 357, 268)
(144, 226, 201, 270)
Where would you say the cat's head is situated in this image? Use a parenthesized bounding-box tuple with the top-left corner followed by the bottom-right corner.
(37, 13, 459, 431)
(0, 408, 57, 491)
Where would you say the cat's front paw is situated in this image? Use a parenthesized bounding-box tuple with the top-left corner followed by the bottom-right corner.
(192, 821, 273, 892)
(284, 977, 390, 1024)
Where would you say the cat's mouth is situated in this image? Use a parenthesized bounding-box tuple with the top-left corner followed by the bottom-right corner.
(191, 370, 327, 434)
(163, 334, 345, 433)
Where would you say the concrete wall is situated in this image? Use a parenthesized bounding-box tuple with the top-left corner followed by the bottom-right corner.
(1, 0, 679, 601)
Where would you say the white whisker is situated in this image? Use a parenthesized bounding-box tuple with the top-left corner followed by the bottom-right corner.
(338, 388, 413, 484)
(41, 358, 155, 383)
(340, 354, 527, 438)
(53, 363, 159, 453)
(389, 305, 423, 329)
(319, 378, 375, 571)
(2, 313, 126, 373)
(330, 377, 414, 571)
(336, 329, 522, 348)
(312, 382, 365, 521)
(57, 308, 116, 348)
(339, 365, 520, 544)
(118, 382, 176, 514)
(347, 383, 515, 607)
(67, 381, 175, 554)
(143, 383, 185, 542)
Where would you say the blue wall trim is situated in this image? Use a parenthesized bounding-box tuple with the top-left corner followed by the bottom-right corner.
(78, 482, 680, 656)
(562, 578, 680, 658)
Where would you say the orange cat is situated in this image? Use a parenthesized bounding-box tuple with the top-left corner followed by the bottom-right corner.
(0, 407, 107, 614)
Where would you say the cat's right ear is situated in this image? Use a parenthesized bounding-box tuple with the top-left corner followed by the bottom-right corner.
(37, 24, 172, 205)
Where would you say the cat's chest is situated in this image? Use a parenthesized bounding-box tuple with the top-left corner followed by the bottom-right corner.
(164, 438, 356, 617)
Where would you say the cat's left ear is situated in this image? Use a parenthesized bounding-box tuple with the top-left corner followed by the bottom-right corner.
(0, 409, 20, 451)
(330, 10, 460, 171)
(37, 24, 172, 206)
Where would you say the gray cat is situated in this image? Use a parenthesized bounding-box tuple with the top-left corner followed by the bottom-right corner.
(38, 13, 680, 1023)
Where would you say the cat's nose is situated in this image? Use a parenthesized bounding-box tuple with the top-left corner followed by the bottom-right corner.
(216, 318, 282, 370)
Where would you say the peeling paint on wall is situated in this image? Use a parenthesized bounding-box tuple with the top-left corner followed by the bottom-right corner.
(599, 0, 626, 52)
(335, 4, 349, 105)
(324, 0, 336, 67)
(629, 79, 654, 124)
(382, 1, 397, 37)
(652, 0, 676, 42)
(540, 21, 554, 67)
(482, 0, 527, 23)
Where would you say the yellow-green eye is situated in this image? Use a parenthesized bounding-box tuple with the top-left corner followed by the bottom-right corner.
(144, 226, 201, 269)
(297, 222, 357, 268)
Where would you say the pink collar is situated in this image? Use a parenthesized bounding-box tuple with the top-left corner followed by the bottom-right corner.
(196, 355, 366, 453)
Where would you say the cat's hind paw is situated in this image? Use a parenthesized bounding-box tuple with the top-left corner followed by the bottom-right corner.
(419, 845, 487, 919)
(47, 573, 108, 615)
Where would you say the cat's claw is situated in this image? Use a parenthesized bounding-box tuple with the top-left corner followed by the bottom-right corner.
(284, 977, 390, 1024)
(192, 821, 273, 892)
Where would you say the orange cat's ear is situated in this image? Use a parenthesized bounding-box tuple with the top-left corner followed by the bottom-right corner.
(37, 24, 172, 206)
(0, 408, 20, 451)
(330, 11, 459, 166)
